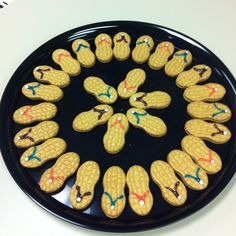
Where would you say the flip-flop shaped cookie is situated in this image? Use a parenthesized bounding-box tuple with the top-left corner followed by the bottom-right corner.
(103, 113, 129, 154)
(181, 135, 222, 174)
(84, 76, 118, 104)
(22, 82, 63, 102)
(185, 119, 231, 144)
(132, 35, 154, 64)
(13, 102, 57, 125)
(127, 165, 153, 216)
(167, 150, 208, 190)
(33, 65, 70, 87)
(20, 138, 67, 168)
(95, 33, 113, 63)
(176, 64, 212, 88)
(148, 41, 174, 70)
(14, 121, 59, 148)
(165, 50, 192, 77)
(39, 152, 80, 193)
(187, 101, 231, 123)
(126, 108, 167, 137)
(150, 160, 187, 206)
(117, 68, 146, 99)
(183, 83, 226, 102)
(70, 161, 100, 210)
(72, 39, 96, 68)
(113, 32, 131, 61)
(129, 91, 171, 109)
(73, 104, 114, 132)
(102, 166, 126, 218)
(52, 49, 81, 76)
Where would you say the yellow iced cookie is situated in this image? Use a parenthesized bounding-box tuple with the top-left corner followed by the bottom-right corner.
(39, 152, 80, 193)
(183, 83, 226, 102)
(22, 82, 63, 102)
(70, 161, 100, 210)
(72, 39, 95, 68)
(13, 102, 57, 125)
(117, 68, 146, 99)
(33, 65, 70, 88)
(167, 150, 208, 190)
(148, 41, 174, 70)
(176, 64, 212, 88)
(84, 76, 118, 104)
(164, 50, 192, 77)
(113, 32, 131, 61)
(187, 101, 231, 123)
(20, 138, 67, 168)
(185, 119, 231, 144)
(103, 113, 129, 154)
(126, 108, 167, 137)
(127, 165, 153, 216)
(129, 91, 171, 109)
(181, 135, 222, 174)
(102, 166, 126, 218)
(14, 121, 59, 148)
(95, 33, 113, 63)
(52, 49, 81, 76)
(132, 35, 154, 64)
(73, 104, 113, 132)
(150, 160, 187, 206)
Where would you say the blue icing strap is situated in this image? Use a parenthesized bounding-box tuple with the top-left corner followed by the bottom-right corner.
(175, 51, 189, 63)
(98, 86, 112, 98)
(26, 146, 41, 161)
(104, 192, 124, 208)
(131, 111, 148, 124)
(76, 43, 89, 52)
(26, 83, 41, 95)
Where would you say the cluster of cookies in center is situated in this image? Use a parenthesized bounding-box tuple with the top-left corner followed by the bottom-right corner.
(73, 67, 171, 154)
(12, 31, 232, 219)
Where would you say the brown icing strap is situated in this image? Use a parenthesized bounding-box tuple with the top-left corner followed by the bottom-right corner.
(193, 67, 208, 77)
(165, 181, 180, 199)
(93, 107, 108, 120)
(135, 93, 148, 106)
(116, 35, 128, 43)
(19, 128, 35, 142)
(211, 124, 226, 136)
(36, 68, 51, 80)
(76, 185, 92, 202)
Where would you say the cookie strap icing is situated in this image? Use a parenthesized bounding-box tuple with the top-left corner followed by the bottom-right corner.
(165, 181, 181, 199)
(131, 191, 149, 206)
(116, 35, 128, 43)
(21, 107, 33, 120)
(104, 191, 124, 209)
(110, 117, 125, 129)
(97, 37, 111, 46)
(205, 85, 218, 97)
(18, 128, 35, 142)
(48, 168, 64, 183)
(123, 80, 137, 91)
(175, 51, 188, 63)
(198, 150, 215, 164)
(35, 67, 51, 80)
(211, 124, 227, 136)
(25, 146, 41, 161)
(26, 83, 41, 95)
(136, 40, 151, 48)
(212, 104, 227, 117)
(98, 86, 112, 98)
(158, 43, 172, 54)
(57, 52, 70, 62)
(134, 93, 148, 106)
(131, 111, 148, 124)
(93, 107, 108, 120)
(193, 66, 208, 77)
(76, 43, 90, 52)
(75, 185, 92, 203)
(184, 167, 204, 185)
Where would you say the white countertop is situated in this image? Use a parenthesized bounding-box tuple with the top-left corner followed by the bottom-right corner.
(0, 0, 235, 235)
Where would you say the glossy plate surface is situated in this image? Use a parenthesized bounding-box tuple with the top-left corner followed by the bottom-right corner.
(0, 21, 235, 232)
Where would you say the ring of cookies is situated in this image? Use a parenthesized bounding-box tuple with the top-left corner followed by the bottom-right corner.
(13, 32, 232, 219)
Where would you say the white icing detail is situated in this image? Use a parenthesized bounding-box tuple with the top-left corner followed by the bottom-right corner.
(48, 179, 53, 183)
(139, 200, 145, 206)
(223, 131, 227, 135)
(199, 180, 204, 185)
(110, 95, 113, 99)
(104, 109, 108, 112)
(25, 157, 29, 161)
(79, 42, 81, 44)
(205, 66, 208, 69)
(35, 67, 39, 70)
(121, 33, 124, 36)
(178, 195, 182, 200)
(186, 51, 189, 54)
(165, 43, 169, 47)
(117, 117, 122, 121)
(144, 39, 148, 42)
(110, 205, 115, 210)
(134, 97, 137, 101)
(131, 111, 135, 114)
(102, 36, 106, 40)
(225, 110, 228, 113)
(77, 197, 82, 202)
(124, 88, 127, 92)
(17, 136, 21, 140)
(211, 159, 215, 164)
(214, 88, 218, 91)
(25, 85, 29, 89)
(20, 111, 24, 115)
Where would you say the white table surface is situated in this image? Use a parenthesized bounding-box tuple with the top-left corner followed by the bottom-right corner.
(0, 0, 236, 235)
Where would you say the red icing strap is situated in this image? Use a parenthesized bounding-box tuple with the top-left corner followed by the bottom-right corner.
(198, 150, 214, 163)
(158, 43, 172, 54)
(49, 168, 64, 182)
(205, 85, 217, 97)
(57, 52, 70, 62)
(21, 107, 33, 120)
(123, 80, 136, 91)
(131, 191, 149, 202)
(110, 118, 125, 129)
(97, 38, 111, 46)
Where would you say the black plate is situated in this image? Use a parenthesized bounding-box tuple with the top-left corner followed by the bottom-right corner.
(0, 21, 236, 232)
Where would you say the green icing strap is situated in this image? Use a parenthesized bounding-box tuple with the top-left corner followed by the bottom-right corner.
(132, 111, 148, 124)
(136, 40, 150, 48)
(98, 86, 112, 98)
(175, 52, 188, 63)
(212, 103, 227, 117)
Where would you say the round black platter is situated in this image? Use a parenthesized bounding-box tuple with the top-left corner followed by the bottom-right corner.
(0, 21, 236, 232)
